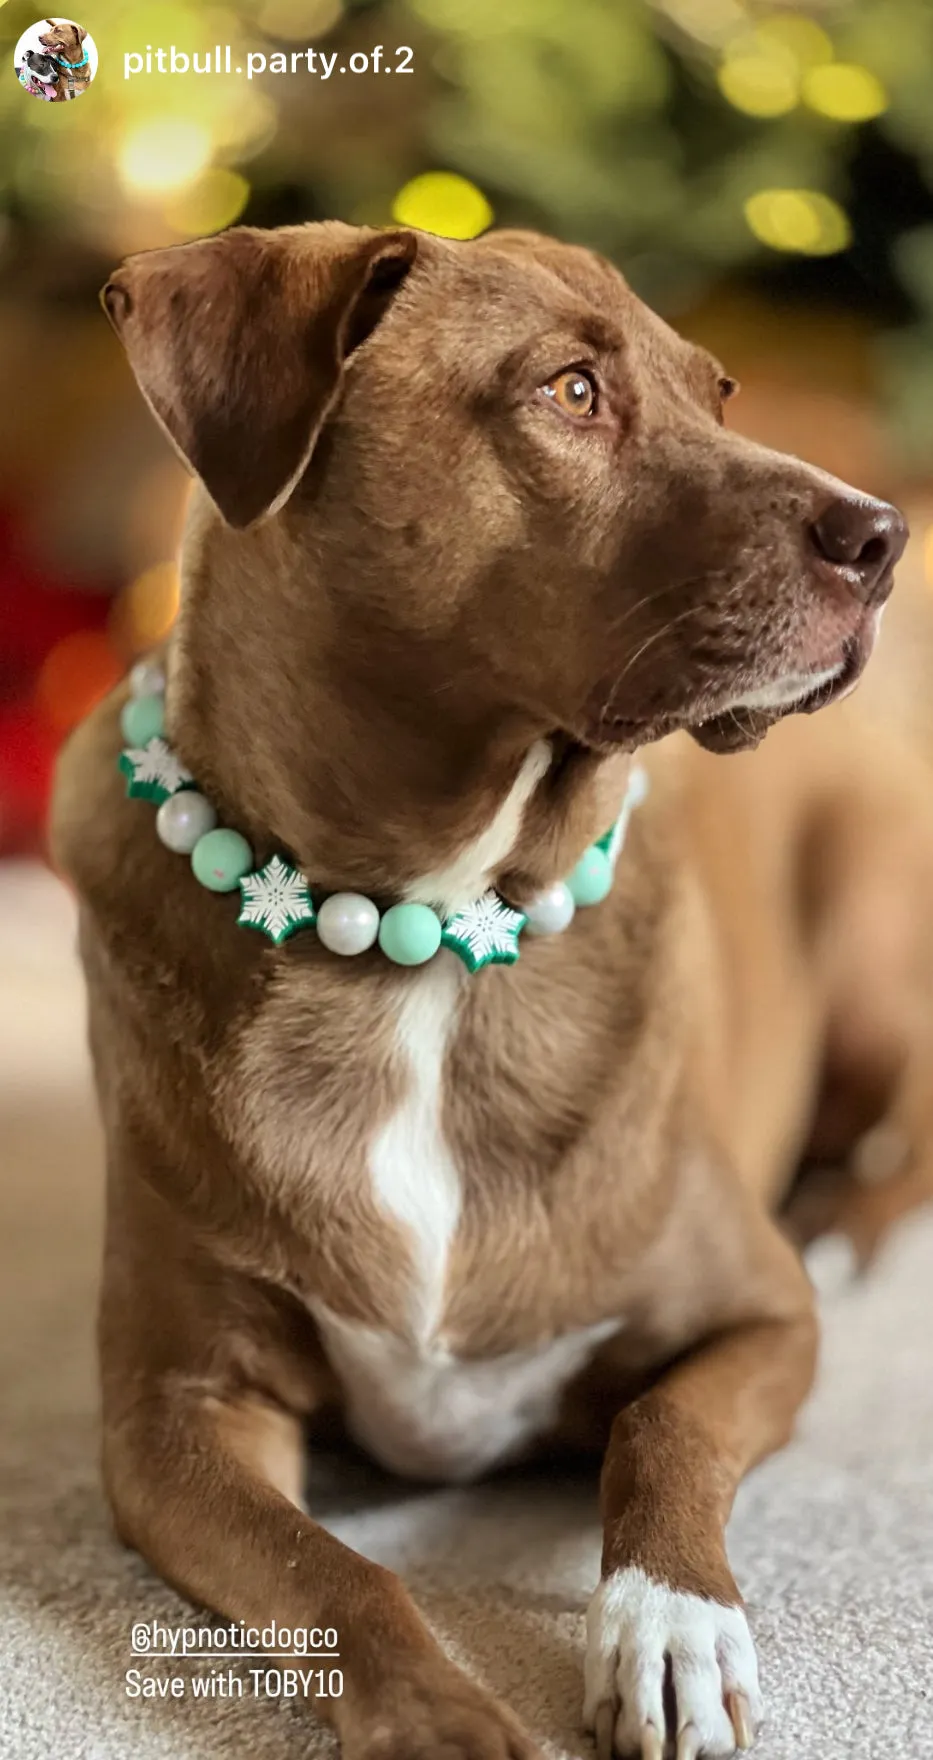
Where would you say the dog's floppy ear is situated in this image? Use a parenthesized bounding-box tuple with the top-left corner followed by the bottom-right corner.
(100, 222, 419, 528)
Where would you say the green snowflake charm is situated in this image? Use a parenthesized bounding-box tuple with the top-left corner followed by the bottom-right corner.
(118, 737, 194, 804)
(237, 855, 316, 945)
(441, 890, 526, 973)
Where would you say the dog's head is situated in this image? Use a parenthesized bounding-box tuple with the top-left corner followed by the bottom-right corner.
(38, 19, 86, 55)
(22, 48, 58, 82)
(102, 222, 906, 762)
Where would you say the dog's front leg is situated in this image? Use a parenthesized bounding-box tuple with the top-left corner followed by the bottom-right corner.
(104, 1377, 542, 1760)
(584, 1226, 817, 1760)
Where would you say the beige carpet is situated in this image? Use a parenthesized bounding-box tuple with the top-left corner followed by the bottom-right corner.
(2, 861, 932, 1760)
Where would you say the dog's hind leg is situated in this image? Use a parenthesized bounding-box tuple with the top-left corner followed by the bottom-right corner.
(783, 760, 933, 1265)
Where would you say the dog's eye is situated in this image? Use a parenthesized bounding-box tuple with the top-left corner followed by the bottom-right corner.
(541, 369, 598, 419)
(718, 375, 739, 402)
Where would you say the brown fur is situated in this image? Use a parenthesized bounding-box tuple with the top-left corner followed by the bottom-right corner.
(51, 221, 928, 1760)
(38, 19, 89, 98)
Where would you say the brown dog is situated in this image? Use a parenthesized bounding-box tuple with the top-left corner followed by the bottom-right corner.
(52, 222, 928, 1760)
(38, 18, 90, 98)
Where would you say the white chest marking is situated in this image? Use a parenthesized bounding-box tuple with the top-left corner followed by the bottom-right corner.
(367, 951, 464, 1340)
(312, 736, 627, 1481)
(362, 736, 554, 1340)
(316, 1308, 621, 1482)
(406, 738, 552, 915)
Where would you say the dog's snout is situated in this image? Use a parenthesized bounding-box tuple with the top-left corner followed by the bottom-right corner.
(808, 497, 908, 605)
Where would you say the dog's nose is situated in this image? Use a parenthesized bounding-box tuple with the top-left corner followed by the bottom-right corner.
(808, 497, 908, 606)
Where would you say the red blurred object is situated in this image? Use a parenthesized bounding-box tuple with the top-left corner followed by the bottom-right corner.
(0, 703, 59, 855)
(0, 506, 118, 856)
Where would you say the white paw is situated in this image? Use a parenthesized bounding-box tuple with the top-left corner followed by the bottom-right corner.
(583, 1567, 762, 1758)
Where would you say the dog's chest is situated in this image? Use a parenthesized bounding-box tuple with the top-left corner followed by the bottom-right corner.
(313, 1303, 620, 1481)
(308, 952, 621, 1481)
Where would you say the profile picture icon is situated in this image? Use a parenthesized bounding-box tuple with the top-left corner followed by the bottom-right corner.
(14, 17, 98, 102)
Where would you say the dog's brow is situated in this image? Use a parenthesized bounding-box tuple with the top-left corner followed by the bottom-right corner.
(578, 315, 625, 355)
(489, 329, 615, 392)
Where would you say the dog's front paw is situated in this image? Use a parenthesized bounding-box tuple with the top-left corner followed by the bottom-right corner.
(344, 1663, 542, 1760)
(584, 1567, 762, 1758)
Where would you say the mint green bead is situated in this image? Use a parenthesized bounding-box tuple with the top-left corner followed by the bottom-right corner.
(378, 902, 442, 966)
(567, 845, 613, 907)
(121, 693, 164, 746)
(191, 828, 253, 893)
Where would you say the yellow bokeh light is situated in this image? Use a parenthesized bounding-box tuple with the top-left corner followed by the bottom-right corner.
(117, 120, 213, 197)
(718, 52, 799, 116)
(757, 15, 833, 69)
(163, 169, 251, 237)
(744, 189, 852, 256)
(803, 63, 888, 123)
(118, 563, 182, 647)
(392, 172, 493, 240)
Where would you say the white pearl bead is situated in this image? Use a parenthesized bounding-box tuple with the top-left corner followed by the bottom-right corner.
(523, 880, 576, 937)
(316, 891, 380, 956)
(130, 656, 166, 699)
(156, 791, 217, 854)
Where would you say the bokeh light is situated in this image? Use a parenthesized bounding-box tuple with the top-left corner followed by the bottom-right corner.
(112, 564, 181, 652)
(718, 33, 800, 118)
(803, 64, 888, 123)
(392, 172, 492, 240)
(35, 633, 122, 735)
(756, 15, 833, 70)
(117, 120, 214, 197)
(163, 170, 251, 237)
(744, 189, 852, 256)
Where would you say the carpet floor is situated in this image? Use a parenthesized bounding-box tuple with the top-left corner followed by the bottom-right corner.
(2, 862, 931, 1760)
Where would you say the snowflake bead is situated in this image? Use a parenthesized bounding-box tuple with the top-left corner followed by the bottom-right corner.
(118, 737, 193, 804)
(441, 891, 526, 973)
(237, 854, 315, 944)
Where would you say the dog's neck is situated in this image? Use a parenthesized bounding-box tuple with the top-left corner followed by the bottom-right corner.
(168, 498, 633, 909)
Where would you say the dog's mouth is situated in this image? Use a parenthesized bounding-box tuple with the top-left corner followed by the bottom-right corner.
(689, 635, 864, 754)
(592, 623, 873, 757)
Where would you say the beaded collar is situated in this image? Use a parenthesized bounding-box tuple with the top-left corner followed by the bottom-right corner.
(54, 47, 89, 68)
(117, 657, 648, 975)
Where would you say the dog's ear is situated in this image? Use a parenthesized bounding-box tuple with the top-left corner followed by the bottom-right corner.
(76, 25, 88, 41)
(100, 223, 419, 528)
